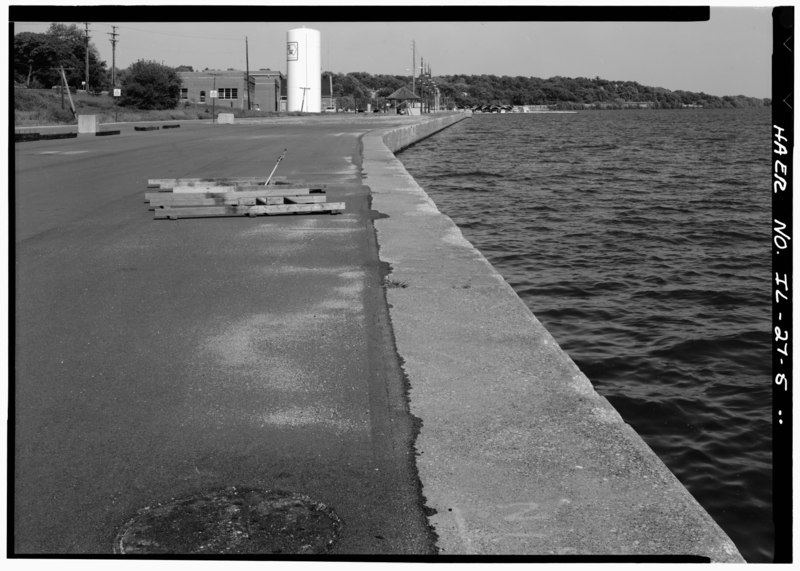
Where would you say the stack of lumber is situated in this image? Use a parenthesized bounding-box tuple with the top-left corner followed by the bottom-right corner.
(145, 177, 344, 220)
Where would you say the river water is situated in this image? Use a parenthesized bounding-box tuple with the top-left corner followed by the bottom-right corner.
(397, 109, 773, 562)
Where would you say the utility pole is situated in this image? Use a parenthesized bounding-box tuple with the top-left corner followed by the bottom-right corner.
(411, 40, 415, 95)
(245, 36, 251, 110)
(84, 22, 90, 92)
(300, 86, 310, 112)
(419, 57, 423, 113)
(59, 65, 76, 117)
(108, 26, 119, 122)
(108, 26, 118, 87)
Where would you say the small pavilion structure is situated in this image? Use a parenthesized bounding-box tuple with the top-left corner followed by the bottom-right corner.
(386, 86, 420, 114)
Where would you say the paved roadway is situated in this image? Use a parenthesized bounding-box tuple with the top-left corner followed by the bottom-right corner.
(13, 119, 436, 554)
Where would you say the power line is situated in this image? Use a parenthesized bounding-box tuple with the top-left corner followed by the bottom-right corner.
(111, 24, 242, 41)
(13, 21, 243, 41)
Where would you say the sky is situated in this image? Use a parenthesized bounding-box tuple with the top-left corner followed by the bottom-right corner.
(10, 3, 776, 99)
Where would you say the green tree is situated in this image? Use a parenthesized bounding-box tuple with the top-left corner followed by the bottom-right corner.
(332, 73, 373, 109)
(118, 60, 181, 110)
(49, 23, 108, 90)
(13, 31, 48, 86)
(338, 95, 356, 111)
(239, 68, 771, 110)
(13, 23, 108, 90)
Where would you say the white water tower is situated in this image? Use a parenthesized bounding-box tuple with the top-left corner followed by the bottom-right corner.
(286, 27, 321, 112)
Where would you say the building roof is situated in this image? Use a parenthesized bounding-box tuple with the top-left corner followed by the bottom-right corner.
(386, 86, 420, 100)
(178, 70, 247, 79)
(250, 69, 283, 77)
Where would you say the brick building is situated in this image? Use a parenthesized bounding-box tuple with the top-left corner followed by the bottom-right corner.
(177, 69, 332, 113)
(177, 70, 254, 110)
(249, 69, 284, 112)
(178, 69, 287, 112)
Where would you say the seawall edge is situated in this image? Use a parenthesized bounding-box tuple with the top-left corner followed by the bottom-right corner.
(361, 113, 744, 562)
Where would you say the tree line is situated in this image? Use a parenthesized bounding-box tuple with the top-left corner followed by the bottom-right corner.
(14, 23, 108, 91)
(15, 25, 769, 111)
(14, 24, 182, 109)
(329, 72, 770, 110)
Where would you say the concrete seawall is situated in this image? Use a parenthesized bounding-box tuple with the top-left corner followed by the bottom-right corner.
(362, 113, 744, 561)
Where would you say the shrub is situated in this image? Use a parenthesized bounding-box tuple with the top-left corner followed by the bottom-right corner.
(119, 60, 181, 110)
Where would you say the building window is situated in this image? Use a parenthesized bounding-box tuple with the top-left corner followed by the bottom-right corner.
(200, 90, 206, 103)
(179, 88, 188, 100)
(219, 88, 238, 100)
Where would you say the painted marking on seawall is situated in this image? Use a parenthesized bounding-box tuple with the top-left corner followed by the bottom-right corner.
(501, 502, 547, 522)
(450, 506, 475, 552)
(448, 502, 553, 553)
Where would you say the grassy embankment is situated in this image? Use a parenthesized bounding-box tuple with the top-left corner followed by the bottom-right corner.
(14, 88, 289, 127)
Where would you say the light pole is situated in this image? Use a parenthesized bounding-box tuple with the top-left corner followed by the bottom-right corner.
(245, 36, 251, 111)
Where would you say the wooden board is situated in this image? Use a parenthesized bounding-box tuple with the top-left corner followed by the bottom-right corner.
(252, 197, 328, 205)
(153, 202, 345, 219)
(148, 197, 258, 210)
(258, 203, 344, 215)
(147, 176, 289, 188)
(148, 195, 328, 209)
(172, 185, 238, 193)
(283, 195, 327, 204)
(229, 185, 325, 193)
(169, 184, 324, 194)
(251, 195, 328, 205)
(153, 185, 317, 193)
(144, 188, 322, 202)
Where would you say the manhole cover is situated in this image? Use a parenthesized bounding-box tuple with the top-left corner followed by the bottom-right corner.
(114, 487, 342, 555)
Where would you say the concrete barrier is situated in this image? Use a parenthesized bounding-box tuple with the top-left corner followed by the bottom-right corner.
(362, 113, 744, 561)
(15, 132, 79, 143)
(41, 132, 77, 140)
(217, 113, 235, 124)
(15, 133, 40, 142)
(77, 114, 97, 135)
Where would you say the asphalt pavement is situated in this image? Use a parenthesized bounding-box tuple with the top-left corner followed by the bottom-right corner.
(13, 117, 437, 555)
(12, 113, 744, 561)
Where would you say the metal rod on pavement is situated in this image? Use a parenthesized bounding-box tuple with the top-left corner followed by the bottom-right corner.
(264, 149, 287, 185)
